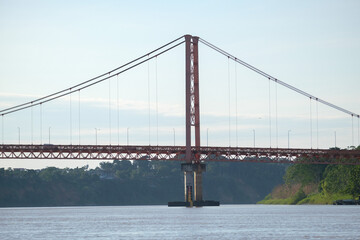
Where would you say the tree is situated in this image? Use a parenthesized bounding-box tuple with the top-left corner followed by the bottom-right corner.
(284, 164, 326, 186)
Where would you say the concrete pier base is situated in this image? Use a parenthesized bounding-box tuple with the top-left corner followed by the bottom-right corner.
(168, 200, 220, 207)
(182, 163, 194, 204)
(168, 163, 219, 207)
(194, 163, 206, 202)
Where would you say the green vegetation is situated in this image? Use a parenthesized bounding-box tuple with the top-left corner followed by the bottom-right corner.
(0, 160, 285, 207)
(3, 147, 359, 207)
(258, 146, 360, 205)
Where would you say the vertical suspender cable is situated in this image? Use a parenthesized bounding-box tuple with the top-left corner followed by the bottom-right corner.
(1, 115, 4, 144)
(109, 73, 111, 145)
(234, 59, 238, 147)
(275, 82, 278, 148)
(351, 115, 354, 147)
(70, 90, 72, 145)
(148, 55, 151, 145)
(228, 57, 231, 147)
(268, 78, 272, 148)
(117, 75, 120, 145)
(78, 90, 81, 145)
(357, 117, 359, 147)
(155, 57, 159, 146)
(316, 100, 319, 149)
(309, 97, 313, 149)
(40, 103, 42, 144)
(31, 104, 33, 144)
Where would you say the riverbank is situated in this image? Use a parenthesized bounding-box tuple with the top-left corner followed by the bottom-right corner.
(257, 157, 360, 205)
(258, 191, 354, 205)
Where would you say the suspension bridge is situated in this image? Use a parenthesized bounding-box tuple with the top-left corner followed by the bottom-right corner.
(1, 34, 360, 206)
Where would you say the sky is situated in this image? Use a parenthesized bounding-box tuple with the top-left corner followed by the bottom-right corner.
(0, 0, 360, 169)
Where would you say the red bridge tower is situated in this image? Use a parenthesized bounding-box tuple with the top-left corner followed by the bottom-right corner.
(169, 34, 219, 207)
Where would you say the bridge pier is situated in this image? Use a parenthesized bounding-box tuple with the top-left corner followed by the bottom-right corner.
(194, 163, 206, 202)
(181, 163, 206, 203)
(169, 162, 218, 207)
(182, 163, 194, 205)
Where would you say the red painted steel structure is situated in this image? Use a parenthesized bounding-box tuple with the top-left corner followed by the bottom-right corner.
(1, 144, 360, 165)
(184, 35, 203, 203)
(185, 35, 200, 163)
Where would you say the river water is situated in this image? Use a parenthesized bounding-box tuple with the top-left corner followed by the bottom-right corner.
(0, 205, 359, 239)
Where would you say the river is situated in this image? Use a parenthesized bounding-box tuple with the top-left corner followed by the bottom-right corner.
(0, 205, 359, 239)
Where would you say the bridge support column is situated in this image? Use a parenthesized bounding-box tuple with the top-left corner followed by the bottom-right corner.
(171, 162, 213, 207)
(181, 163, 206, 204)
(182, 163, 194, 206)
(194, 163, 206, 202)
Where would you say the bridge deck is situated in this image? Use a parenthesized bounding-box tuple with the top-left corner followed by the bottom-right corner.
(1, 144, 360, 165)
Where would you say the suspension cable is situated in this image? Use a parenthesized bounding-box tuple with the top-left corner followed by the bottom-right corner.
(275, 81, 279, 148)
(310, 97, 313, 149)
(352, 115, 354, 147)
(156, 57, 159, 146)
(228, 57, 231, 147)
(1, 115, 4, 144)
(40, 103, 42, 145)
(78, 90, 81, 145)
(358, 118, 360, 147)
(31, 104, 33, 144)
(70, 90, 72, 145)
(109, 73, 111, 145)
(148, 55, 151, 146)
(1, 40, 185, 116)
(0, 36, 185, 115)
(117, 75, 120, 145)
(198, 37, 360, 119)
(268, 78, 272, 148)
(234, 59, 238, 147)
(316, 100, 319, 149)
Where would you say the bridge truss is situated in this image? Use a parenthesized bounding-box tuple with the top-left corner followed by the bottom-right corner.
(1, 144, 360, 165)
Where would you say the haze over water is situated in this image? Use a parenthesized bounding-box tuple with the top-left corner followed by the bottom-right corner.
(1, 205, 359, 239)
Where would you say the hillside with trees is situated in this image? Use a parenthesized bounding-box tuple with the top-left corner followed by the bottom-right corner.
(0, 160, 285, 207)
(258, 146, 360, 204)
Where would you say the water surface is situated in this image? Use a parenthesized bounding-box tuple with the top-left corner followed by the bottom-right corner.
(1, 205, 359, 239)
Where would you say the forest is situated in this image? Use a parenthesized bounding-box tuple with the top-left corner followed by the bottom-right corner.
(258, 146, 360, 204)
(3, 146, 359, 207)
(0, 160, 285, 207)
